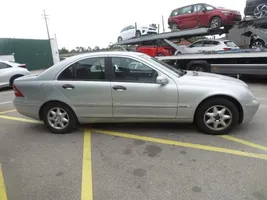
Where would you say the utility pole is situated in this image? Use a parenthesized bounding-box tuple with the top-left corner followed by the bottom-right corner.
(42, 10, 51, 40)
(42, 10, 54, 64)
(161, 15, 165, 33)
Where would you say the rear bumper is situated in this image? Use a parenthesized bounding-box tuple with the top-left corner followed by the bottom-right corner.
(242, 98, 260, 123)
(13, 99, 40, 120)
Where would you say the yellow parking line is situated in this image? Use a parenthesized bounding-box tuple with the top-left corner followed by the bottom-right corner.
(0, 164, 8, 200)
(81, 129, 93, 200)
(0, 115, 41, 124)
(0, 110, 16, 115)
(91, 129, 267, 161)
(220, 135, 267, 152)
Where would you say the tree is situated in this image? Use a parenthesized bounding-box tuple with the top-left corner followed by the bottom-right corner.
(59, 47, 69, 54)
(93, 46, 100, 51)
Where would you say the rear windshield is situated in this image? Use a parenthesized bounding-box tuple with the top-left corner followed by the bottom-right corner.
(224, 41, 238, 47)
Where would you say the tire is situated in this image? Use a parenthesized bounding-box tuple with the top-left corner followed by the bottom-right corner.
(209, 17, 222, 29)
(190, 65, 205, 72)
(117, 37, 122, 42)
(254, 4, 267, 18)
(252, 39, 265, 48)
(9, 74, 24, 87)
(195, 98, 239, 135)
(136, 31, 141, 38)
(42, 102, 77, 134)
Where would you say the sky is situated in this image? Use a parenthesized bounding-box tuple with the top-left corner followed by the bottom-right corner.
(0, 0, 246, 50)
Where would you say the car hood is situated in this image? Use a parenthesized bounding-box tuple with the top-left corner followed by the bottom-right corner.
(182, 71, 247, 87)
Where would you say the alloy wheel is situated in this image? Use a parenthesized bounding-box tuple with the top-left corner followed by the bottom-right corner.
(47, 107, 70, 130)
(203, 105, 232, 131)
(254, 4, 267, 18)
(211, 19, 219, 28)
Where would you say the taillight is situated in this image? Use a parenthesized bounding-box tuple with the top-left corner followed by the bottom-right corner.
(19, 64, 26, 68)
(223, 48, 231, 51)
(13, 84, 24, 97)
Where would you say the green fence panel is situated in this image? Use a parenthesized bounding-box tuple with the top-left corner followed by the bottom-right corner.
(0, 38, 53, 70)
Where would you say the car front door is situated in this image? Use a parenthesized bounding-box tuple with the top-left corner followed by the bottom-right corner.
(193, 4, 209, 27)
(178, 5, 198, 29)
(108, 56, 178, 118)
(53, 56, 113, 119)
(0, 62, 13, 87)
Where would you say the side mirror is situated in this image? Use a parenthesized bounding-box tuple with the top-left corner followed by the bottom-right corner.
(156, 76, 168, 85)
(202, 9, 206, 13)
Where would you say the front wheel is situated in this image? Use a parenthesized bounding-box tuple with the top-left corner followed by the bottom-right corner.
(42, 102, 77, 134)
(209, 17, 222, 29)
(171, 24, 179, 32)
(195, 98, 239, 135)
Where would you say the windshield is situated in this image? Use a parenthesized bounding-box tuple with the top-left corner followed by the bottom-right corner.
(149, 57, 185, 77)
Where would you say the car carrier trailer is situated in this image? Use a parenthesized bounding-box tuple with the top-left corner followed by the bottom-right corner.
(157, 50, 267, 76)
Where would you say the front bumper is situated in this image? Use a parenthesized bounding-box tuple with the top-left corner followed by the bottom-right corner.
(221, 14, 242, 25)
(242, 98, 260, 123)
(141, 29, 157, 35)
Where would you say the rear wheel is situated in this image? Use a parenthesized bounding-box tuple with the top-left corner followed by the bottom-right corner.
(209, 17, 222, 29)
(195, 98, 239, 135)
(42, 102, 77, 134)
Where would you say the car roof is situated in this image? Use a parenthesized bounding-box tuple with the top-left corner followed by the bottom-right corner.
(171, 3, 209, 11)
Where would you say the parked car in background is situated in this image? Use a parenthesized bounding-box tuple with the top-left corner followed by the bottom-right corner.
(136, 40, 175, 57)
(168, 3, 241, 31)
(13, 51, 259, 135)
(175, 39, 240, 54)
(118, 24, 158, 42)
(245, 0, 267, 18)
(0, 60, 30, 89)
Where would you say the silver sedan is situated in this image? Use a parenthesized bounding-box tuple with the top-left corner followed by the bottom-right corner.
(13, 51, 260, 135)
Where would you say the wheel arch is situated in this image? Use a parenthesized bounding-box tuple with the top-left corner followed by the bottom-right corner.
(39, 100, 78, 121)
(193, 94, 244, 124)
(9, 74, 24, 86)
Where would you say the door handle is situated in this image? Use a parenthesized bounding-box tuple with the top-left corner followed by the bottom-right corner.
(62, 84, 74, 90)
(112, 85, 126, 91)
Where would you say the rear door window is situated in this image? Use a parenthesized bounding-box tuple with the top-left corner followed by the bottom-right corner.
(224, 41, 238, 47)
(203, 40, 220, 47)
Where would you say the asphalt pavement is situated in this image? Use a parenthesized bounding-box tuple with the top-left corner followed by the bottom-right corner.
(0, 78, 267, 200)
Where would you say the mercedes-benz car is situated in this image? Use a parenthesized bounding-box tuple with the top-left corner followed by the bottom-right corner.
(13, 52, 259, 135)
(245, 0, 267, 18)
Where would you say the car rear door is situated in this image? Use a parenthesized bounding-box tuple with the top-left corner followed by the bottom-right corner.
(108, 55, 178, 119)
(53, 56, 113, 119)
(178, 5, 198, 29)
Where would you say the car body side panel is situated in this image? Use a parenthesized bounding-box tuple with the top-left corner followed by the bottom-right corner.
(111, 80, 178, 119)
(52, 81, 113, 118)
